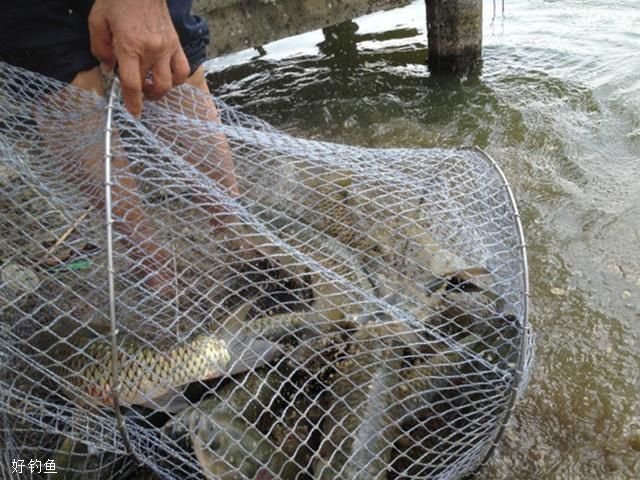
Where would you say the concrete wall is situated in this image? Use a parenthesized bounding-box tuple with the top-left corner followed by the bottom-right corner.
(193, 0, 411, 57)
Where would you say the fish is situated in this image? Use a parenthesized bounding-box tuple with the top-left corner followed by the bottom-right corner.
(384, 332, 515, 478)
(161, 308, 366, 479)
(268, 168, 497, 322)
(378, 266, 498, 324)
(191, 413, 275, 480)
(162, 364, 313, 480)
(432, 288, 521, 367)
(278, 223, 377, 318)
(298, 169, 363, 249)
(61, 333, 231, 408)
(54, 303, 280, 409)
(161, 402, 277, 480)
(250, 168, 378, 300)
(313, 313, 425, 480)
(250, 209, 378, 321)
(160, 371, 276, 479)
(306, 170, 499, 304)
(314, 360, 395, 480)
(233, 165, 516, 477)
(293, 168, 470, 275)
(250, 166, 499, 341)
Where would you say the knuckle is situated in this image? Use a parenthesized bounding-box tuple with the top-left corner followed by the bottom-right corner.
(146, 35, 166, 53)
(149, 82, 171, 100)
(120, 77, 142, 96)
(157, 76, 172, 93)
(121, 82, 137, 93)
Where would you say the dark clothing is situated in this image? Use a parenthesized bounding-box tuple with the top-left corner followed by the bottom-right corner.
(0, 0, 209, 83)
(0, 44, 99, 85)
(169, 1, 211, 74)
(0, 1, 94, 50)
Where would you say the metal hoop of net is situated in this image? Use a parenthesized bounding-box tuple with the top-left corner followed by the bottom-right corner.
(0, 61, 534, 480)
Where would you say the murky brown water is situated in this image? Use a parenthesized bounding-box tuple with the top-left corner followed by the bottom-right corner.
(205, 0, 640, 478)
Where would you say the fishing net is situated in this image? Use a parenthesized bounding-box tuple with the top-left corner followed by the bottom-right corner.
(0, 61, 533, 480)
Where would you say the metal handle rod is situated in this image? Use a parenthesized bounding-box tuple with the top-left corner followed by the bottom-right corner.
(104, 74, 136, 458)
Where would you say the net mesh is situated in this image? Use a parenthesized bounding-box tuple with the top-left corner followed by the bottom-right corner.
(0, 61, 533, 480)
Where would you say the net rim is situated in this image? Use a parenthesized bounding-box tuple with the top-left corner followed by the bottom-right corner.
(463, 145, 531, 468)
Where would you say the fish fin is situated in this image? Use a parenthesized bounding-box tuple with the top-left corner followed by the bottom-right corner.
(224, 336, 284, 376)
(448, 267, 491, 280)
(139, 388, 193, 413)
(441, 267, 492, 293)
(218, 302, 253, 335)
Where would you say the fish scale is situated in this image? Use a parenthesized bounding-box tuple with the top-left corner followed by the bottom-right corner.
(64, 333, 230, 407)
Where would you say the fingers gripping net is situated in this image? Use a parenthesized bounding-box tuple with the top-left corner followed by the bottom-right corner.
(0, 61, 533, 480)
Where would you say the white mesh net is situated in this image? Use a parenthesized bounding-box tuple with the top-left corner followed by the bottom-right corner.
(0, 61, 533, 480)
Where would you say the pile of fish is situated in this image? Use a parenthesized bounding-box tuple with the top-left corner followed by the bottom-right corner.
(49, 164, 522, 480)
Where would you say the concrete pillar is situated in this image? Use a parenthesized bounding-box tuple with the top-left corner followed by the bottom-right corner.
(426, 0, 483, 75)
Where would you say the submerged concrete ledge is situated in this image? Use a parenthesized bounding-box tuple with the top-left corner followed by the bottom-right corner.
(194, 0, 411, 56)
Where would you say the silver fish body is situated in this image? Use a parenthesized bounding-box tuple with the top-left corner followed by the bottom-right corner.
(314, 315, 424, 480)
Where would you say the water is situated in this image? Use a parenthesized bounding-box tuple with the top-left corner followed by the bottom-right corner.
(204, 1, 640, 478)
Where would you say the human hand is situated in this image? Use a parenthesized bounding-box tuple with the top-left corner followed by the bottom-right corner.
(88, 0, 191, 117)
